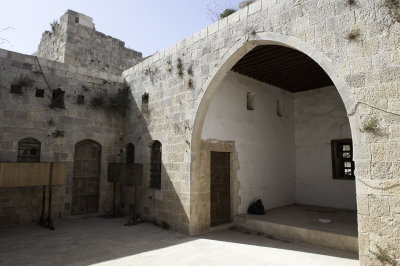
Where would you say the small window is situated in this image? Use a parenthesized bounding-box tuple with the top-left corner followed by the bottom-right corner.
(331, 139, 354, 180)
(10, 84, 22, 94)
(150, 141, 162, 189)
(126, 143, 135, 164)
(75, 17, 79, 23)
(35, 88, 44, 97)
(142, 93, 149, 105)
(18, 138, 41, 162)
(247, 92, 255, 110)
(77, 95, 85, 104)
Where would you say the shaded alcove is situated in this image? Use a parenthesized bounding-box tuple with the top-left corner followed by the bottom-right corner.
(195, 43, 358, 252)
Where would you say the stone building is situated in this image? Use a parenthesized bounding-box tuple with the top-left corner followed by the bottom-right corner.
(1, 1, 400, 265)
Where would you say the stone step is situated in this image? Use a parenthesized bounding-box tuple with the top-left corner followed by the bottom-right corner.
(234, 215, 358, 253)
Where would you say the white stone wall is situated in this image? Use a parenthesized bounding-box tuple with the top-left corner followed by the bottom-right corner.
(294, 86, 355, 210)
(202, 73, 355, 212)
(202, 72, 296, 213)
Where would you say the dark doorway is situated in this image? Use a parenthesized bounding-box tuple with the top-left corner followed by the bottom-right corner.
(210, 151, 230, 226)
(72, 140, 101, 215)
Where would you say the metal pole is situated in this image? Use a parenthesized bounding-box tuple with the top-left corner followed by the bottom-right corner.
(133, 184, 137, 224)
(112, 182, 116, 216)
(46, 162, 55, 230)
(38, 185, 46, 227)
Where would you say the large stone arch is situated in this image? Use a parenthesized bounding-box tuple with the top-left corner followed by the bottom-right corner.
(124, 1, 400, 262)
(191, 32, 361, 164)
(189, 33, 364, 235)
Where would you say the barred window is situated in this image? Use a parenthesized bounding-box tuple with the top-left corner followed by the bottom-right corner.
(18, 138, 41, 162)
(150, 141, 162, 189)
(331, 139, 354, 180)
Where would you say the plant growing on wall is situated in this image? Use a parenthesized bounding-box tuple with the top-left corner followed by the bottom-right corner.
(0, 26, 14, 47)
(51, 129, 64, 138)
(206, 2, 237, 22)
(47, 117, 56, 127)
(384, 0, 400, 23)
(108, 84, 131, 116)
(346, 28, 361, 41)
(188, 78, 193, 89)
(347, 0, 356, 5)
(219, 8, 237, 19)
(361, 117, 379, 133)
(89, 84, 131, 116)
(10, 74, 35, 94)
(371, 245, 398, 266)
(166, 60, 173, 72)
(187, 65, 193, 76)
(177, 58, 184, 77)
(14, 74, 35, 88)
(141, 92, 151, 120)
(50, 20, 59, 34)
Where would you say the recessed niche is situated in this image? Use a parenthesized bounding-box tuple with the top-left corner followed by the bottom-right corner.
(247, 92, 255, 111)
(277, 100, 283, 117)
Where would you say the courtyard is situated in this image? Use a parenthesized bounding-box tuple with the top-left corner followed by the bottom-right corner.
(0, 217, 358, 266)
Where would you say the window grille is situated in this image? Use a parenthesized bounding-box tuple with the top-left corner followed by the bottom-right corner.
(331, 139, 354, 180)
(17, 138, 41, 162)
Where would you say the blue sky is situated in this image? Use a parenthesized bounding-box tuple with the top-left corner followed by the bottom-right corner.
(0, 0, 243, 57)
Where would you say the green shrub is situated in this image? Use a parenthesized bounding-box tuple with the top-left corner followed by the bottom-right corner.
(220, 8, 237, 19)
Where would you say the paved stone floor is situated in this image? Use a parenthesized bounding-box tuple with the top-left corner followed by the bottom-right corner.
(0, 217, 359, 266)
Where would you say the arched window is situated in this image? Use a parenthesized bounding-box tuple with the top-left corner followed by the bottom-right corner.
(126, 143, 135, 164)
(150, 141, 162, 189)
(18, 138, 41, 162)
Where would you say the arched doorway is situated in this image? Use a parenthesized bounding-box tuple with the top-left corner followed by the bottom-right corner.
(72, 140, 102, 215)
(190, 39, 360, 252)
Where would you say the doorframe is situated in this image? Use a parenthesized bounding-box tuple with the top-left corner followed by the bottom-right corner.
(71, 139, 102, 216)
(201, 139, 239, 229)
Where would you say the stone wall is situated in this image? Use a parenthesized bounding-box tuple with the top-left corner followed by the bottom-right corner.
(0, 48, 128, 226)
(36, 10, 142, 76)
(123, 0, 400, 264)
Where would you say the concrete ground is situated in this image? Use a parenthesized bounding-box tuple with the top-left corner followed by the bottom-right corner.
(251, 205, 358, 236)
(0, 217, 359, 266)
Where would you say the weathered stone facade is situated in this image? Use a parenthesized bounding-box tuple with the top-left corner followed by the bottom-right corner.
(1, 1, 400, 264)
(0, 49, 128, 225)
(36, 10, 142, 75)
(122, 0, 400, 264)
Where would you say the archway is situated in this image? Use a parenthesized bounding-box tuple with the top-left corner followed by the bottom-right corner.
(190, 36, 361, 253)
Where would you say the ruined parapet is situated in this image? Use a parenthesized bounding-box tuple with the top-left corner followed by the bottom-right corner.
(36, 10, 142, 75)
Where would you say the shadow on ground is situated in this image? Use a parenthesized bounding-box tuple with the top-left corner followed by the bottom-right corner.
(0, 217, 358, 266)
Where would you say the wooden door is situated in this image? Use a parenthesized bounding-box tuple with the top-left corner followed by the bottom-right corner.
(210, 151, 230, 226)
(72, 140, 101, 215)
